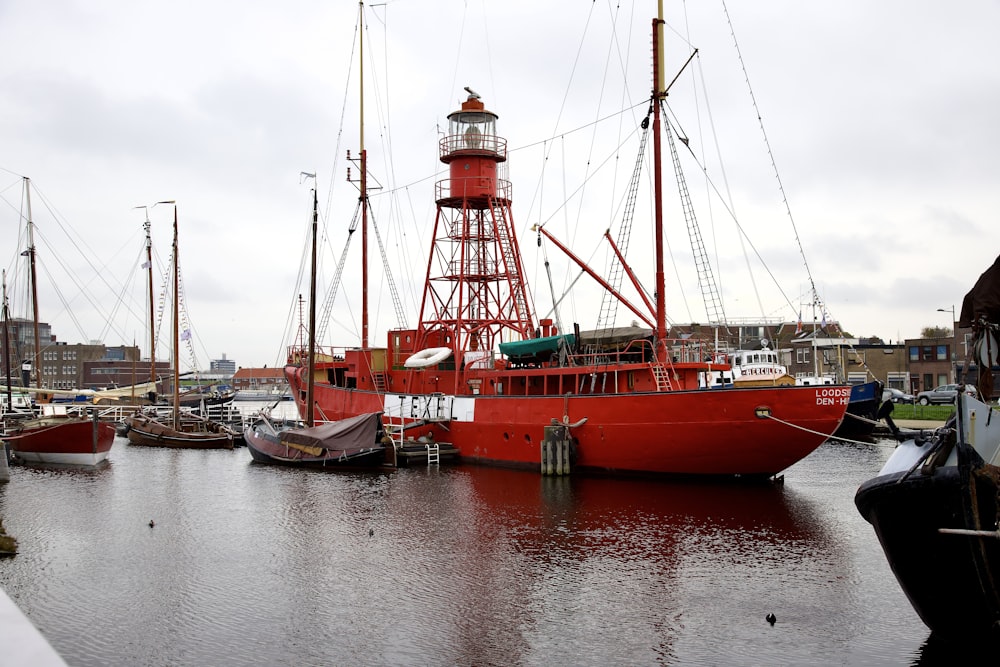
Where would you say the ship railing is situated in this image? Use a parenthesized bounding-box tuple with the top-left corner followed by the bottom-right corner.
(439, 134, 507, 159)
(286, 343, 350, 366)
(568, 337, 714, 367)
(434, 177, 513, 203)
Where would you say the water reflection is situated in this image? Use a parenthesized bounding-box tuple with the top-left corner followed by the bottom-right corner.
(373, 466, 842, 666)
(0, 439, 937, 666)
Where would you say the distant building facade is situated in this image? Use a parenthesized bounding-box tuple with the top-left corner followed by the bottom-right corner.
(232, 367, 287, 392)
(210, 355, 237, 374)
(906, 318, 998, 398)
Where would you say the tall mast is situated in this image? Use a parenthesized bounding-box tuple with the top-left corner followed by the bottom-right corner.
(359, 0, 369, 348)
(2, 271, 12, 411)
(651, 16, 667, 358)
(306, 174, 318, 427)
(24, 177, 42, 388)
(166, 202, 180, 431)
(141, 207, 157, 397)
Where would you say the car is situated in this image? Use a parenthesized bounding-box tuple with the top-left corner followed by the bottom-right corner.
(915, 383, 977, 406)
(881, 387, 915, 404)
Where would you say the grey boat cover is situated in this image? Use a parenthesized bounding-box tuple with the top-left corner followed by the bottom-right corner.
(280, 411, 382, 454)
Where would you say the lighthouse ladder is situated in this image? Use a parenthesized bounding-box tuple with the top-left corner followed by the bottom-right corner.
(491, 201, 531, 329)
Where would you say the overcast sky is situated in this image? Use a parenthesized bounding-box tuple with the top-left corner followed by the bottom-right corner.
(2, 0, 999, 371)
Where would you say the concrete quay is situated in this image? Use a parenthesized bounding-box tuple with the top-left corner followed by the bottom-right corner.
(0, 588, 69, 666)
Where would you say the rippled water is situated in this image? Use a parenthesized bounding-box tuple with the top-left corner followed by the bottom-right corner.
(0, 423, 985, 666)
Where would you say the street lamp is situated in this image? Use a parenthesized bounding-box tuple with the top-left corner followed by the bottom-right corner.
(937, 306, 956, 382)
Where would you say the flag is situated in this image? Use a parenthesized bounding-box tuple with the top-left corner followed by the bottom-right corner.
(795, 311, 802, 334)
(180, 329, 191, 341)
(821, 312, 827, 328)
(141, 261, 151, 269)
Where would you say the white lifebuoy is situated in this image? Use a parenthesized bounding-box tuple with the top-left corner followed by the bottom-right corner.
(404, 347, 453, 369)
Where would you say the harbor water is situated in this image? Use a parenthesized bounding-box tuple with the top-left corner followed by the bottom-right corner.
(0, 405, 988, 665)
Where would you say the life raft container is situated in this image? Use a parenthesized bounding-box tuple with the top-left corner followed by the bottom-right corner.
(403, 347, 453, 369)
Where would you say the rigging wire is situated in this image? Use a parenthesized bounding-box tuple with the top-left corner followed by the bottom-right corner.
(720, 1, 821, 317)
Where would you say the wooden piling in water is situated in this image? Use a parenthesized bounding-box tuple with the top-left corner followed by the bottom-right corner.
(541, 425, 571, 476)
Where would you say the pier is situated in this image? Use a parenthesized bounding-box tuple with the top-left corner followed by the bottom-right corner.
(0, 589, 68, 666)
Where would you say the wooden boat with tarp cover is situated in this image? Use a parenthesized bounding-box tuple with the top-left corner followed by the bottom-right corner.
(244, 411, 389, 469)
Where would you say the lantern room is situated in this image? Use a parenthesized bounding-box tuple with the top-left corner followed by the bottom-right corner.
(448, 92, 497, 152)
(438, 88, 508, 204)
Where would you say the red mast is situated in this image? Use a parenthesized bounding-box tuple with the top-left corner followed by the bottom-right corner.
(358, 1, 369, 349)
(417, 89, 534, 354)
(652, 16, 667, 361)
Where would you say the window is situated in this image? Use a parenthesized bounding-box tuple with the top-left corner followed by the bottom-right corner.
(936, 345, 948, 361)
(887, 371, 908, 391)
(796, 348, 810, 364)
(909, 346, 919, 362)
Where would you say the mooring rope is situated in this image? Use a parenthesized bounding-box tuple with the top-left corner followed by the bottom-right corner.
(763, 413, 838, 439)
(763, 413, 937, 449)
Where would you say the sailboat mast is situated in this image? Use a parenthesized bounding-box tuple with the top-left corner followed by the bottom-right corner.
(170, 204, 180, 431)
(307, 181, 318, 427)
(144, 210, 157, 397)
(2, 271, 12, 411)
(24, 178, 42, 388)
(359, 0, 369, 349)
(651, 17, 667, 357)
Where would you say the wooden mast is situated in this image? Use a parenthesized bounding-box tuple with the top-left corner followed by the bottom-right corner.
(306, 176, 318, 427)
(24, 178, 42, 388)
(164, 202, 180, 431)
(141, 207, 157, 400)
(2, 271, 12, 411)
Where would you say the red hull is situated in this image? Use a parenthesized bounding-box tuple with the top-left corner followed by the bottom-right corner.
(287, 361, 848, 478)
(285, 77, 850, 479)
(3, 416, 115, 466)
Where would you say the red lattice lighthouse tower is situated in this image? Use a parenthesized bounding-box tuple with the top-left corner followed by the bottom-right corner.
(417, 89, 535, 352)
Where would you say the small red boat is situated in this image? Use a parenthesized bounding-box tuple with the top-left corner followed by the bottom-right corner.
(3, 414, 114, 466)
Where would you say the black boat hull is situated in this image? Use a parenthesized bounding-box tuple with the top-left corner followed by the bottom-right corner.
(856, 462, 1000, 638)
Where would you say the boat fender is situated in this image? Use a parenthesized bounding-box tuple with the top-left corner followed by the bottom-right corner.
(404, 347, 453, 369)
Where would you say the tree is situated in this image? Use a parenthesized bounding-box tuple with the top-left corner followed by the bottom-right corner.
(921, 326, 952, 338)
